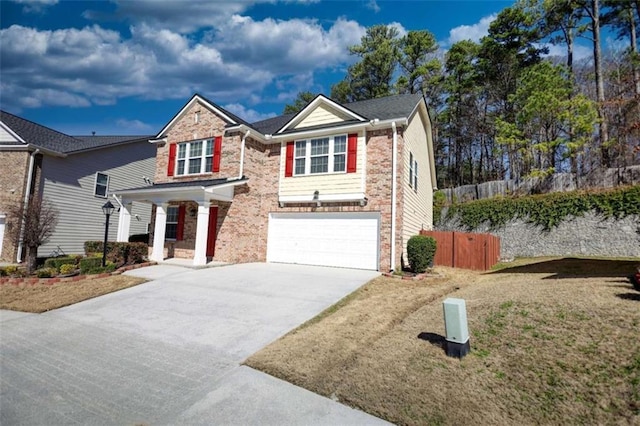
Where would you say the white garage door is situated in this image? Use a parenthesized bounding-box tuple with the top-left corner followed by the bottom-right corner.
(267, 212, 380, 270)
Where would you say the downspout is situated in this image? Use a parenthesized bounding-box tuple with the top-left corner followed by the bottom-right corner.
(17, 149, 40, 263)
(239, 130, 250, 179)
(390, 122, 397, 272)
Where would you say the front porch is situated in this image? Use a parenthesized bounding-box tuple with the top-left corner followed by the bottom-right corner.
(113, 178, 248, 266)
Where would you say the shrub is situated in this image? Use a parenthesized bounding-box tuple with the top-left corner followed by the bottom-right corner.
(44, 256, 79, 272)
(4, 265, 20, 276)
(407, 235, 437, 273)
(86, 263, 117, 275)
(59, 264, 77, 275)
(129, 233, 149, 244)
(36, 268, 56, 278)
(84, 241, 147, 266)
(0, 268, 7, 277)
(79, 256, 103, 274)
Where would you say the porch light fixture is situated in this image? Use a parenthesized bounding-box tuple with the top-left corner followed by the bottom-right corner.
(101, 200, 115, 267)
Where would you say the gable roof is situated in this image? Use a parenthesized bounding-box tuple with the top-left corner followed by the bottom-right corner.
(0, 110, 83, 153)
(0, 110, 151, 155)
(240, 93, 426, 137)
(154, 93, 251, 140)
(276, 94, 368, 134)
(70, 135, 153, 154)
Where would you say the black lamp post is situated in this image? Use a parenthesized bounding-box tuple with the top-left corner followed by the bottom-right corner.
(101, 201, 115, 267)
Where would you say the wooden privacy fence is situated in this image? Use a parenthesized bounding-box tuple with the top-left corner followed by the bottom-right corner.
(420, 230, 501, 271)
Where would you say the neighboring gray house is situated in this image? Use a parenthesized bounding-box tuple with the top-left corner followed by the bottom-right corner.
(0, 110, 155, 262)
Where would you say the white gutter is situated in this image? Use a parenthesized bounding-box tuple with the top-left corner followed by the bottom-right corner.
(239, 130, 250, 179)
(390, 122, 398, 272)
(111, 193, 123, 209)
(17, 149, 40, 263)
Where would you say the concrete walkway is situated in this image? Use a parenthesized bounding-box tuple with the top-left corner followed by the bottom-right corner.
(0, 263, 389, 425)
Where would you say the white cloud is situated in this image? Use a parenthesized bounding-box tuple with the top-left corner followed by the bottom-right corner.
(366, 0, 380, 13)
(542, 43, 592, 62)
(223, 103, 276, 123)
(12, 0, 58, 13)
(446, 14, 496, 45)
(115, 118, 154, 132)
(0, 8, 366, 118)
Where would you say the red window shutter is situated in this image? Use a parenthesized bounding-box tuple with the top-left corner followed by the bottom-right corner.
(167, 143, 177, 177)
(285, 141, 294, 177)
(213, 136, 222, 172)
(176, 205, 186, 241)
(347, 133, 358, 173)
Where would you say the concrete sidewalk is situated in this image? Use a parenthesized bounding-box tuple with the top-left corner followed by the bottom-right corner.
(1, 263, 389, 425)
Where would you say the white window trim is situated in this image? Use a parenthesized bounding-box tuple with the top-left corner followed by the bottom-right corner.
(176, 139, 214, 176)
(414, 160, 418, 191)
(409, 152, 414, 189)
(94, 172, 109, 198)
(165, 205, 179, 241)
(293, 134, 347, 176)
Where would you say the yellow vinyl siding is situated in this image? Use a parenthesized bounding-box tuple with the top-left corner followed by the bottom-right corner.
(294, 105, 350, 129)
(401, 109, 434, 259)
(279, 135, 365, 198)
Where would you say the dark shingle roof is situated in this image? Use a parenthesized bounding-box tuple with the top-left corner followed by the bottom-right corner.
(0, 110, 83, 153)
(0, 110, 151, 154)
(250, 113, 296, 135)
(247, 93, 424, 135)
(70, 135, 153, 153)
(346, 93, 424, 121)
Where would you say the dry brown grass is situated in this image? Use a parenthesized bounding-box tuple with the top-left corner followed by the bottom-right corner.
(246, 258, 640, 425)
(0, 275, 147, 313)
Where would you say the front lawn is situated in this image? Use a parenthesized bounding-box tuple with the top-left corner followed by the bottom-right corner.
(0, 275, 147, 313)
(246, 257, 640, 425)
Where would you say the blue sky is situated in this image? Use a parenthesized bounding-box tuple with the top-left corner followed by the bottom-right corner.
(0, 0, 579, 135)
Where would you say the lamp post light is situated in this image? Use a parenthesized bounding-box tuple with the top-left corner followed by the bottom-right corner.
(101, 201, 115, 267)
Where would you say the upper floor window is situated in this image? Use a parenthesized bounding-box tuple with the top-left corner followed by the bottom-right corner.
(409, 152, 418, 191)
(94, 172, 109, 197)
(168, 137, 221, 177)
(293, 135, 347, 176)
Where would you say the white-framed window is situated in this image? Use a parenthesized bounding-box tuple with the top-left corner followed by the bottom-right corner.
(176, 139, 214, 176)
(294, 134, 347, 176)
(94, 172, 109, 197)
(409, 152, 418, 191)
(165, 206, 179, 240)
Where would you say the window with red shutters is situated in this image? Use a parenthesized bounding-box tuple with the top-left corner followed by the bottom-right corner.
(213, 136, 222, 172)
(167, 143, 177, 176)
(347, 133, 357, 173)
(285, 141, 294, 177)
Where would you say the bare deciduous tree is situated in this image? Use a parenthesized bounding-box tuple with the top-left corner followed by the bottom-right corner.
(7, 197, 58, 274)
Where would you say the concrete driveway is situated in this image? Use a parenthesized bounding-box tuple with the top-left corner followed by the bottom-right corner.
(0, 263, 388, 425)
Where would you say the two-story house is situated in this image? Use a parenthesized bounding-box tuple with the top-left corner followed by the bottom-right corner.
(114, 93, 436, 271)
(0, 110, 155, 263)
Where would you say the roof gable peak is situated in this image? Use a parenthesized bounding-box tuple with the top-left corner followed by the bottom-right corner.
(155, 94, 245, 139)
(276, 95, 367, 134)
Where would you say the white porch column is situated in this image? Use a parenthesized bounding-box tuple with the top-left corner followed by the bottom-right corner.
(193, 202, 210, 266)
(116, 202, 132, 242)
(151, 203, 167, 262)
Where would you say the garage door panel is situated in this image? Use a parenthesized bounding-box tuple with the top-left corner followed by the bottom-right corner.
(267, 212, 380, 270)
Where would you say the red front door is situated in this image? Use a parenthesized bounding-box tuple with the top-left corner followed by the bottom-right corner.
(206, 206, 218, 257)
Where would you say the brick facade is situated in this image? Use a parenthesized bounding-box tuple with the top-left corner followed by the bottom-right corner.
(146, 97, 420, 271)
(0, 151, 34, 262)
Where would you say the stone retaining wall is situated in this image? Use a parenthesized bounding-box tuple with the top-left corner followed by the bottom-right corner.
(438, 211, 640, 259)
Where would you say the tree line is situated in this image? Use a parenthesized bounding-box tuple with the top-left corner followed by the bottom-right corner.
(284, 0, 640, 189)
